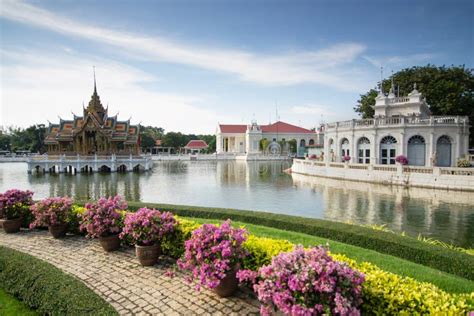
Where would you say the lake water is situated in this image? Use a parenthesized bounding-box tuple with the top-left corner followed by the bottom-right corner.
(1, 161, 473, 247)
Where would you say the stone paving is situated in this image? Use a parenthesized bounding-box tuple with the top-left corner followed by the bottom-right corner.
(0, 230, 260, 315)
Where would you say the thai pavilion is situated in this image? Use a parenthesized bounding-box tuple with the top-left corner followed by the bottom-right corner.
(322, 83, 470, 167)
(44, 81, 141, 155)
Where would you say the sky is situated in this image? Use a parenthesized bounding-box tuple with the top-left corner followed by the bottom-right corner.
(0, 0, 472, 134)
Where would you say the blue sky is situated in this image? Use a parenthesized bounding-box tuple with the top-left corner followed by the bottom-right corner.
(1, 0, 472, 133)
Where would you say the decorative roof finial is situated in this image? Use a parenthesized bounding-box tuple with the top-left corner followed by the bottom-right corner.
(93, 66, 97, 94)
(380, 66, 384, 94)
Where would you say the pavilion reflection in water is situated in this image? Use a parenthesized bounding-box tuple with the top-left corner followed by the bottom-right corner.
(27, 172, 144, 201)
(291, 173, 474, 248)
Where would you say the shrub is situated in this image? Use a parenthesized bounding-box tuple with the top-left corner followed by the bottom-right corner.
(395, 155, 408, 165)
(457, 158, 471, 168)
(331, 253, 474, 314)
(29, 197, 73, 228)
(177, 220, 247, 290)
(120, 207, 176, 246)
(0, 189, 33, 220)
(0, 246, 117, 315)
(161, 216, 201, 258)
(80, 195, 127, 238)
(242, 235, 294, 271)
(68, 205, 86, 234)
(125, 202, 474, 280)
(238, 246, 365, 315)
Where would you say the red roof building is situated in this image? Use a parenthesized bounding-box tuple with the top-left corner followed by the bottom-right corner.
(216, 120, 320, 157)
(183, 140, 209, 154)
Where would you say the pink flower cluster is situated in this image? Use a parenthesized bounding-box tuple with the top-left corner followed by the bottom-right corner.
(177, 220, 247, 290)
(342, 155, 351, 162)
(395, 155, 409, 165)
(30, 197, 73, 228)
(120, 207, 176, 246)
(0, 189, 33, 219)
(80, 195, 127, 238)
(237, 246, 365, 316)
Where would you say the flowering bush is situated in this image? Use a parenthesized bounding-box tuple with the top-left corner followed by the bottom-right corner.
(308, 154, 317, 160)
(457, 158, 471, 168)
(395, 155, 408, 165)
(80, 195, 127, 238)
(29, 197, 73, 228)
(0, 189, 34, 219)
(238, 246, 365, 316)
(342, 155, 351, 162)
(119, 207, 176, 246)
(177, 220, 247, 290)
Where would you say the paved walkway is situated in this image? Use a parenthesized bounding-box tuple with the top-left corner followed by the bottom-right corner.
(0, 230, 260, 315)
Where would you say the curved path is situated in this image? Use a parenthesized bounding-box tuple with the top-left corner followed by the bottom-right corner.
(0, 230, 259, 315)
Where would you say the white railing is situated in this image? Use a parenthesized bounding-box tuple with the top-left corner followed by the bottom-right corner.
(293, 159, 474, 177)
(325, 116, 468, 131)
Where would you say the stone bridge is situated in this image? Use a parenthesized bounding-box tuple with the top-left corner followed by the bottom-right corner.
(27, 154, 153, 174)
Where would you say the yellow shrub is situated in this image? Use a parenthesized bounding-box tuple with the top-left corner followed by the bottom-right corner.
(242, 235, 294, 270)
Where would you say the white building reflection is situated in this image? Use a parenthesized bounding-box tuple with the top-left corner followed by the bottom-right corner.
(292, 173, 474, 247)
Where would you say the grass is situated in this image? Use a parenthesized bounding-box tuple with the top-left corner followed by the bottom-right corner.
(186, 216, 474, 294)
(0, 288, 37, 316)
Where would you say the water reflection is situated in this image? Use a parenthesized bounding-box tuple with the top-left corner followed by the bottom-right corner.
(0, 161, 473, 247)
(292, 173, 474, 248)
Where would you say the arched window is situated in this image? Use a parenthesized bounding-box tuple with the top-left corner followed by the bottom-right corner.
(380, 136, 397, 165)
(436, 135, 452, 167)
(340, 138, 350, 160)
(309, 139, 315, 146)
(357, 137, 371, 164)
(407, 135, 426, 166)
(300, 139, 306, 147)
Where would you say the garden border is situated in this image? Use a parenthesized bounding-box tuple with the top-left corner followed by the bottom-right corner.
(124, 202, 474, 280)
(0, 246, 117, 315)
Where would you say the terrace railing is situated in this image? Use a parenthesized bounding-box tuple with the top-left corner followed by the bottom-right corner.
(325, 116, 469, 131)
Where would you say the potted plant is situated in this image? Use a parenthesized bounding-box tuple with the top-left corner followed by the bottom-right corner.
(395, 155, 409, 165)
(237, 245, 365, 315)
(120, 207, 176, 266)
(342, 155, 351, 163)
(0, 189, 33, 233)
(177, 220, 247, 297)
(30, 197, 73, 238)
(80, 195, 127, 252)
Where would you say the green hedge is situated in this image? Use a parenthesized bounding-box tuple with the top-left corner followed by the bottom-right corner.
(0, 246, 117, 315)
(126, 202, 474, 280)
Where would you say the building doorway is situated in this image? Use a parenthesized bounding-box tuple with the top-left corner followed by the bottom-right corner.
(407, 135, 426, 166)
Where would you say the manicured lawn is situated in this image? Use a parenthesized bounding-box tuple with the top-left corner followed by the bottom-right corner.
(0, 288, 37, 316)
(187, 217, 474, 294)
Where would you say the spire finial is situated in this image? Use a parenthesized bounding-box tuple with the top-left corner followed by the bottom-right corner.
(380, 66, 383, 93)
(93, 66, 97, 94)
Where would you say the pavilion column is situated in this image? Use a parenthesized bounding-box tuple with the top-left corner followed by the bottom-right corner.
(428, 133, 435, 166)
(351, 134, 356, 163)
(372, 133, 378, 165)
(399, 132, 405, 157)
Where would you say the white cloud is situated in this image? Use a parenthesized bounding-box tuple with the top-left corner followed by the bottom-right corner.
(363, 53, 434, 68)
(0, 0, 368, 91)
(0, 49, 232, 134)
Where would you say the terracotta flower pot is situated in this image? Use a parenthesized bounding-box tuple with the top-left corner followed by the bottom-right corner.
(135, 244, 161, 266)
(48, 223, 68, 238)
(2, 218, 22, 234)
(213, 265, 240, 297)
(99, 234, 121, 252)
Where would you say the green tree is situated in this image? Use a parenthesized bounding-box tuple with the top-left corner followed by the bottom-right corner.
(288, 139, 297, 153)
(354, 65, 474, 146)
(259, 138, 269, 153)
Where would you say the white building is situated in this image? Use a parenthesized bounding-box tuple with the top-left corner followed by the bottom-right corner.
(322, 83, 470, 167)
(216, 121, 319, 156)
